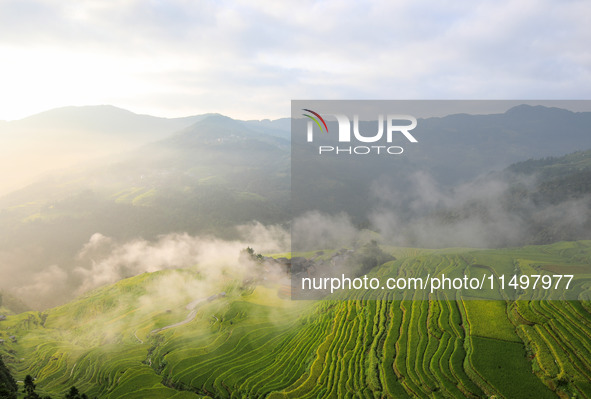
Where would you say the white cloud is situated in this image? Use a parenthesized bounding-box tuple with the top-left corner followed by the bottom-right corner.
(73, 222, 289, 295)
(0, 0, 588, 120)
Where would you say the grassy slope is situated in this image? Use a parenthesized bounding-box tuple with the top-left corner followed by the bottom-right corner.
(0, 242, 591, 398)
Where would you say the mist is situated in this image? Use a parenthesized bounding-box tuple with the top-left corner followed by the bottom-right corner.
(0, 222, 289, 310)
(3, 167, 589, 310)
(291, 211, 359, 252)
(73, 222, 289, 295)
(368, 170, 591, 248)
(290, 167, 591, 253)
(0, 112, 293, 311)
(2, 106, 590, 312)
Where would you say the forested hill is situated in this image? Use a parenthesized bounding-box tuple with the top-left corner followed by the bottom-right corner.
(501, 149, 591, 243)
(409, 149, 591, 247)
(0, 357, 17, 398)
(507, 149, 591, 203)
(0, 106, 589, 309)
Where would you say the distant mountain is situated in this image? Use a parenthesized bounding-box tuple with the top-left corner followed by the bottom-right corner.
(162, 113, 290, 148)
(0, 290, 30, 315)
(12, 105, 201, 135)
(0, 114, 290, 309)
(0, 106, 210, 195)
(1, 105, 591, 399)
(1, 104, 591, 308)
(411, 105, 591, 184)
(293, 105, 591, 222)
(369, 149, 591, 248)
(244, 117, 291, 138)
(0, 113, 291, 226)
(507, 148, 591, 180)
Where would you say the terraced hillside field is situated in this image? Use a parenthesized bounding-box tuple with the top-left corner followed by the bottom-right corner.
(1, 241, 591, 398)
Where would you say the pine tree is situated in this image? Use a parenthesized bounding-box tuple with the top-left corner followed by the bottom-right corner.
(64, 386, 79, 399)
(23, 375, 40, 399)
(0, 382, 17, 399)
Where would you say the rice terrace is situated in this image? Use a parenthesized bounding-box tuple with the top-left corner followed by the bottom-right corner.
(1, 104, 591, 398)
(1, 241, 591, 398)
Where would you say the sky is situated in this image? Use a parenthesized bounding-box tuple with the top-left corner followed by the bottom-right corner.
(0, 0, 589, 121)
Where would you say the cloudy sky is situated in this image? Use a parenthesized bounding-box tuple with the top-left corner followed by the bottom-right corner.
(0, 0, 589, 121)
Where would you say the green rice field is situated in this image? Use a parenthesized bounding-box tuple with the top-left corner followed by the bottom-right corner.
(1, 241, 591, 398)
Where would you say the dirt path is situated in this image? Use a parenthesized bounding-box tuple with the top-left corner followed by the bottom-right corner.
(150, 292, 225, 335)
(150, 310, 198, 334)
(69, 362, 77, 378)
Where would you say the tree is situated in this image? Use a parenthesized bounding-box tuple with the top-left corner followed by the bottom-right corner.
(23, 375, 40, 399)
(0, 357, 16, 398)
(64, 386, 78, 399)
(0, 382, 17, 399)
(64, 386, 86, 399)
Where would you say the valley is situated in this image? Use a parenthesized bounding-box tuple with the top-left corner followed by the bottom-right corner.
(1, 103, 591, 398)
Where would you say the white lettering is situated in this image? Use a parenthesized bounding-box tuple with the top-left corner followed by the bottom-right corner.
(387, 115, 418, 143)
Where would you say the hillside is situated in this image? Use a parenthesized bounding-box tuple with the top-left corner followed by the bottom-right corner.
(0, 114, 290, 309)
(1, 107, 591, 309)
(409, 149, 591, 248)
(0, 291, 30, 316)
(293, 105, 591, 233)
(0, 241, 590, 398)
(0, 113, 291, 232)
(0, 105, 209, 197)
(0, 104, 590, 399)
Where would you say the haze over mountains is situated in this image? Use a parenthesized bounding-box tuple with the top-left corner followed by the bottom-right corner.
(293, 105, 591, 218)
(0, 104, 590, 309)
(0, 107, 292, 309)
(0, 105, 231, 196)
(2, 103, 589, 198)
